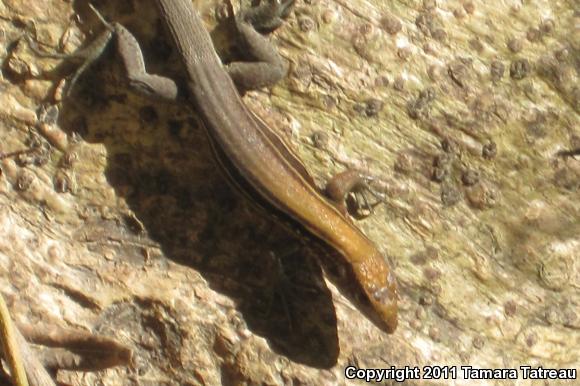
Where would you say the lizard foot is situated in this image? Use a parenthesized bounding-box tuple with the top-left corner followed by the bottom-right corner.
(325, 170, 387, 220)
(239, 0, 296, 33)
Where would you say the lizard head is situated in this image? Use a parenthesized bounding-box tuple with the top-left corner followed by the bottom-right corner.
(319, 247, 398, 333)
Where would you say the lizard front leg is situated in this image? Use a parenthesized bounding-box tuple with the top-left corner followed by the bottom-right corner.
(225, 2, 388, 219)
(325, 170, 387, 219)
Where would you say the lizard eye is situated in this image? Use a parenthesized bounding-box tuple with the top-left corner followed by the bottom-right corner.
(372, 286, 397, 305)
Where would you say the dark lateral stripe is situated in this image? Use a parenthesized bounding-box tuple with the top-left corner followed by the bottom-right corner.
(250, 111, 317, 189)
(239, 105, 354, 233)
(203, 119, 350, 259)
(192, 62, 360, 257)
(205, 121, 305, 226)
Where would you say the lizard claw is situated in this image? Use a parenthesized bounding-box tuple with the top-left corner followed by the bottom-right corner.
(348, 184, 386, 219)
(325, 170, 387, 220)
(239, 0, 296, 33)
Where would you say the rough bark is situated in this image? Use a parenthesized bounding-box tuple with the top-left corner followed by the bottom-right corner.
(0, 0, 578, 385)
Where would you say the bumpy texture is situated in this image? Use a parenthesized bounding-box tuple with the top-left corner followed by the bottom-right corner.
(0, 0, 578, 384)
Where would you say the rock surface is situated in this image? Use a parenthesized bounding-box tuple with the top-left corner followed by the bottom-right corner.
(0, 0, 578, 385)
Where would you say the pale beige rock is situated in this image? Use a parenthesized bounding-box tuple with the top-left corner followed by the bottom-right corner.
(0, 0, 578, 385)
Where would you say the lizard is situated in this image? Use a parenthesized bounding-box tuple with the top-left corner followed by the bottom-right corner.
(49, 0, 399, 333)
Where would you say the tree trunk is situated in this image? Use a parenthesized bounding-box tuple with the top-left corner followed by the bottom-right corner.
(0, 0, 578, 384)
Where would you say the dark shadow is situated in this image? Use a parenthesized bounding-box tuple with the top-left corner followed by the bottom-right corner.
(26, 0, 340, 368)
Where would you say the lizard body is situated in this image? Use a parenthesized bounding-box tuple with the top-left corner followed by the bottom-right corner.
(74, 0, 399, 333)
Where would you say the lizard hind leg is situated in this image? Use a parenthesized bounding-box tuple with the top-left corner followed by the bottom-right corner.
(225, 0, 296, 93)
(242, 0, 297, 33)
(25, 4, 116, 98)
(88, 4, 178, 101)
